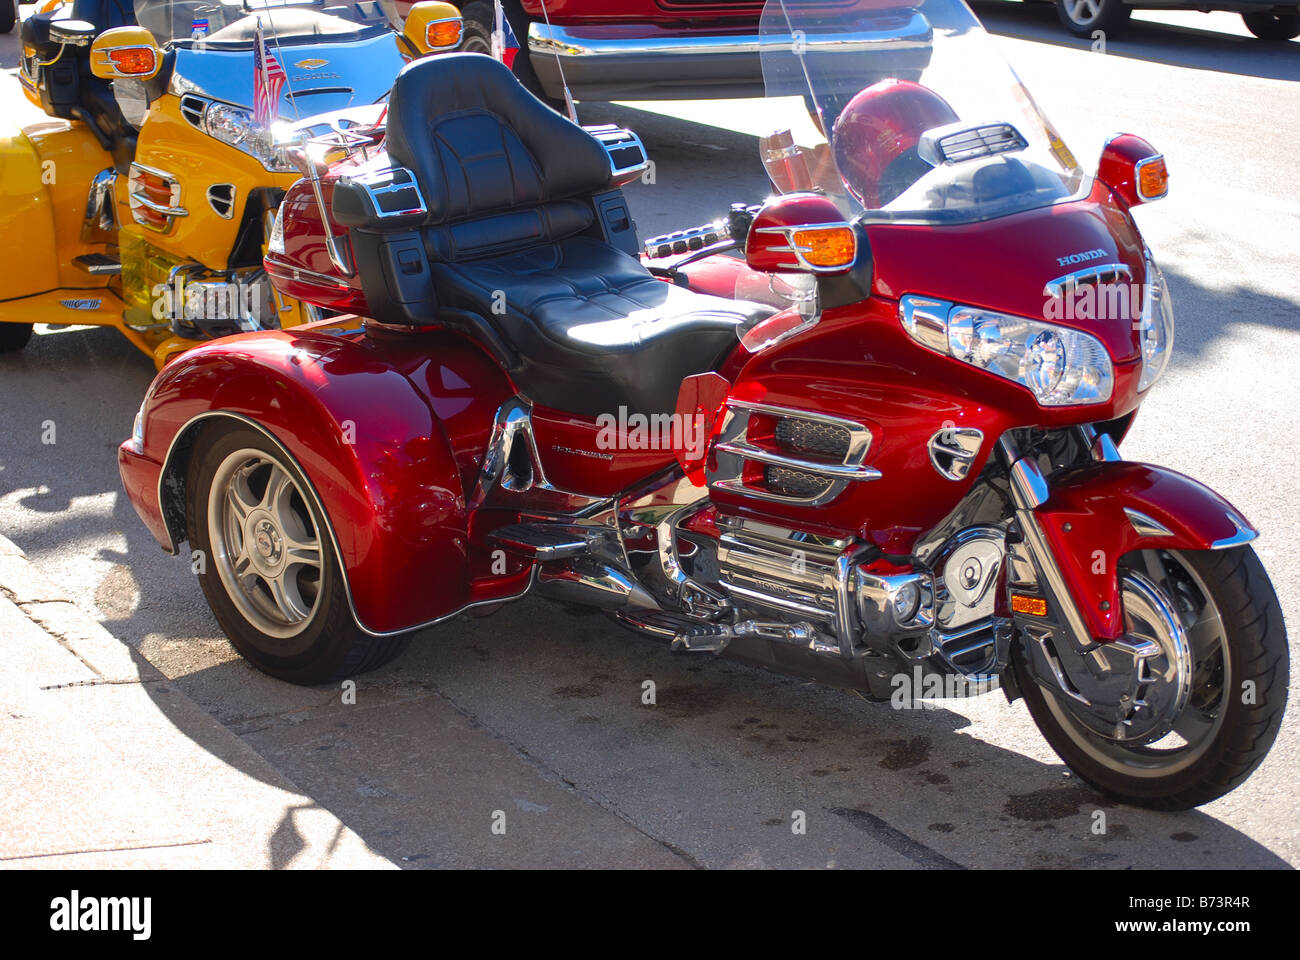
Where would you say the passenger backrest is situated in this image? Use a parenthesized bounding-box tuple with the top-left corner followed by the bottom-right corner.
(384, 54, 612, 257)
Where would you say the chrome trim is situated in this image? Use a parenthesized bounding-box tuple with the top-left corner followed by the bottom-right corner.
(754, 221, 856, 274)
(1210, 513, 1258, 550)
(1124, 507, 1173, 539)
(127, 162, 186, 229)
(917, 121, 1028, 167)
(90, 44, 157, 79)
(583, 123, 650, 182)
(1008, 455, 1050, 510)
(899, 294, 951, 354)
(206, 183, 236, 220)
(1080, 423, 1122, 462)
(527, 17, 932, 59)
(714, 440, 881, 482)
(708, 399, 878, 506)
(998, 436, 1095, 654)
(927, 426, 983, 481)
(156, 411, 535, 638)
(1043, 263, 1132, 299)
(1134, 154, 1168, 202)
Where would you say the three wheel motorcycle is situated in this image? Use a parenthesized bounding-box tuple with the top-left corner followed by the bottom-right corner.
(119, 0, 1288, 809)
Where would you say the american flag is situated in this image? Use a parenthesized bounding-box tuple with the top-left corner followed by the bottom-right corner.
(253, 19, 286, 128)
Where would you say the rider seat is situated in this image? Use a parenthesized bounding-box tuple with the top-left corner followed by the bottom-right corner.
(365, 53, 774, 418)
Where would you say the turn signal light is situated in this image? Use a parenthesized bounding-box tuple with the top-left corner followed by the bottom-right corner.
(1011, 594, 1048, 617)
(791, 226, 856, 268)
(426, 18, 462, 49)
(108, 46, 157, 75)
(1136, 156, 1169, 201)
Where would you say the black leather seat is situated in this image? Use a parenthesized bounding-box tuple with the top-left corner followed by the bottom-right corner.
(383, 53, 772, 418)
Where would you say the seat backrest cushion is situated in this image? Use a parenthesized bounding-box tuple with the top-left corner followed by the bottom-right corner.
(385, 54, 612, 228)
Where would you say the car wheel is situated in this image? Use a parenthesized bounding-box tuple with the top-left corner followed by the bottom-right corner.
(186, 422, 411, 685)
(1242, 10, 1300, 40)
(1, 0, 18, 35)
(1054, 0, 1132, 38)
(457, 0, 493, 54)
(0, 323, 34, 352)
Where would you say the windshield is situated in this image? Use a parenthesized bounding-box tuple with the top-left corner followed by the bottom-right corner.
(758, 0, 1087, 225)
(134, 0, 392, 46)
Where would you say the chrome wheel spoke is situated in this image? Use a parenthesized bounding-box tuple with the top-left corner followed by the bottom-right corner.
(227, 471, 259, 525)
(266, 570, 311, 623)
(261, 467, 295, 516)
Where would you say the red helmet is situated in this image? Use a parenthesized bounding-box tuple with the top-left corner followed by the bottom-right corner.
(830, 79, 959, 208)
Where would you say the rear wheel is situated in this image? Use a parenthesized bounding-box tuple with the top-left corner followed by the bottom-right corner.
(1, 0, 17, 35)
(1015, 546, 1288, 809)
(186, 423, 410, 685)
(1054, 0, 1132, 38)
(1242, 10, 1300, 40)
(0, 323, 34, 352)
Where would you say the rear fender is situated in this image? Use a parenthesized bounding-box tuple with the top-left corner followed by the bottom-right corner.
(1034, 461, 1255, 640)
(142, 329, 488, 636)
(0, 123, 61, 298)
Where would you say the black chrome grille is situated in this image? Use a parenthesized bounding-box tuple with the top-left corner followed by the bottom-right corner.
(179, 95, 207, 129)
(774, 417, 851, 460)
(764, 465, 831, 499)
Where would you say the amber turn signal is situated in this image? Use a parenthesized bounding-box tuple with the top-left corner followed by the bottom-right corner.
(426, 18, 463, 49)
(1011, 594, 1048, 617)
(1136, 155, 1169, 201)
(107, 46, 158, 75)
(791, 226, 856, 269)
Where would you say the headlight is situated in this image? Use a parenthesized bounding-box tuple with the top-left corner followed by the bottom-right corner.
(901, 296, 1114, 406)
(204, 102, 252, 146)
(198, 100, 298, 173)
(1137, 257, 1174, 392)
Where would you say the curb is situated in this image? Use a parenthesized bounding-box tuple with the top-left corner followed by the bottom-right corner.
(0, 532, 396, 869)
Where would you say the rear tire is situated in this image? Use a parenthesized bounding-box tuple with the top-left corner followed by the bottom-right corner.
(0, 323, 34, 353)
(186, 422, 411, 685)
(1242, 10, 1300, 40)
(1015, 546, 1288, 810)
(1054, 0, 1132, 38)
(1, 0, 17, 35)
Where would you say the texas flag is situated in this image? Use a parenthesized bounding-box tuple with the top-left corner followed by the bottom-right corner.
(253, 19, 287, 128)
(490, 0, 519, 69)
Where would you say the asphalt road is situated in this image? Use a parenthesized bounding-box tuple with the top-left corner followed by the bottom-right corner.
(1, 6, 1297, 869)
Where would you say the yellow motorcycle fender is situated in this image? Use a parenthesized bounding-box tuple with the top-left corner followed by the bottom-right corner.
(0, 119, 114, 300)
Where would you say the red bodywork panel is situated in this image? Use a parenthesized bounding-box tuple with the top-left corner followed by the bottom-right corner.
(1034, 462, 1250, 640)
(1097, 133, 1164, 210)
(120, 320, 525, 635)
(266, 177, 369, 314)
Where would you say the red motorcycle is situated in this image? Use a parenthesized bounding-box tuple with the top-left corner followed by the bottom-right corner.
(119, 0, 1287, 809)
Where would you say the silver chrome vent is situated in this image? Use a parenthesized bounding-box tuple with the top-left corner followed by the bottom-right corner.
(206, 183, 236, 219)
(179, 94, 207, 129)
(709, 400, 879, 506)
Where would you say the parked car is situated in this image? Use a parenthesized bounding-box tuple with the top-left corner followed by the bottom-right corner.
(1050, 0, 1299, 41)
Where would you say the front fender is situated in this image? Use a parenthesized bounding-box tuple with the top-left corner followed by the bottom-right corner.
(1034, 461, 1255, 640)
(138, 328, 473, 636)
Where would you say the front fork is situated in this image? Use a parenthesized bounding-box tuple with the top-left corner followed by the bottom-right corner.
(995, 426, 1254, 734)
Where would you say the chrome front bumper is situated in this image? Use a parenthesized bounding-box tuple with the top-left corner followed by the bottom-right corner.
(526, 13, 933, 101)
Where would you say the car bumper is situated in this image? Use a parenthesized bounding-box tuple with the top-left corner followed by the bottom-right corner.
(527, 12, 933, 101)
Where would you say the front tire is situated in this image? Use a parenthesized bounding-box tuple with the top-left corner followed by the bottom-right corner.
(0, 323, 33, 352)
(186, 423, 410, 685)
(1015, 546, 1287, 809)
(1054, 0, 1132, 38)
(1242, 10, 1300, 40)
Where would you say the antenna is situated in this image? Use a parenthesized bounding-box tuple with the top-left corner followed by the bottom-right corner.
(535, 0, 578, 123)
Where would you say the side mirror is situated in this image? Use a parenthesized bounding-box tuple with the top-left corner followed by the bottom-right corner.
(401, 2, 463, 56)
(1097, 134, 1168, 208)
(745, 193, 857, 275)
(89, 26, 162, 81)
